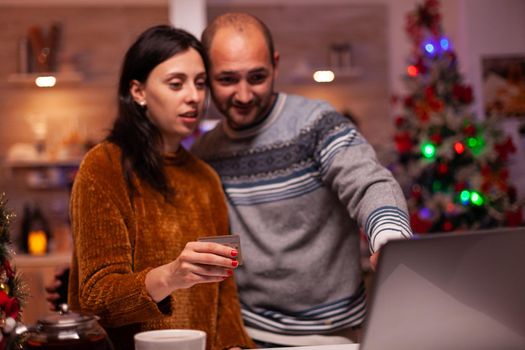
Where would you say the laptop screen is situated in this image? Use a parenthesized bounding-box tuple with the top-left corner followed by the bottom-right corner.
(361, 227, 525, 350)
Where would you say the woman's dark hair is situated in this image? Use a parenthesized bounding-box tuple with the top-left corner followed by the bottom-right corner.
(107, 25, 207, 201)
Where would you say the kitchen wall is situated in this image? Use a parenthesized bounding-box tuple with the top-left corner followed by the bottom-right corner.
(0, 2, 389, 247)
(0, 5, 169, 246)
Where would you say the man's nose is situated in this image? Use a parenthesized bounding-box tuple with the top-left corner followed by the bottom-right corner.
(234, 81, 253, 104)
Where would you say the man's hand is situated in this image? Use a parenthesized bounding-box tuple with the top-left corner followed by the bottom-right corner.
(369, 252, 379, 271)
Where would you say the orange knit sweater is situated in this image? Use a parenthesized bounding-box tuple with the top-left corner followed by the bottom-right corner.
(68, 142, 255, 350)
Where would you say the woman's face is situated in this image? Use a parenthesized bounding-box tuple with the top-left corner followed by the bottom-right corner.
(131, 47, 207, 152)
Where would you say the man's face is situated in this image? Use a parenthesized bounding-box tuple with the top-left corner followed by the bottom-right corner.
(208, 27, 278, 130)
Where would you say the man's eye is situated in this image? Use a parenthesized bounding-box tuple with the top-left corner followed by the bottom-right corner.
(248, 74, 267, 84)
(217, 76, 237, 85)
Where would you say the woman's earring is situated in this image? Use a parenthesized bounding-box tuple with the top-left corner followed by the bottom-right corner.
(139, 101, 146, 107)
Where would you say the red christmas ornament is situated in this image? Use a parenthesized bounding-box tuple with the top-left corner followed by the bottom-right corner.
(411, 185, 423, 201)
(505, 207, 523, 227)
(437, 162, 448, 175)
(430, 133, 443, 145)
(395, 115, 407, 128)
(442, 220, 453, 232)
(407, 65, 419, 77)
(454, 181, 467, 192)
(395, 132, 413, 153)
(2, 259, 14, 279)
(453, 141, 465, 154)
(0, 290, 20, 319)
(453, 84, 473, 104)
(495, 137, 517, 161)
(410, 212, 433, 233)
(463, 123, 476, 137)
(404, 96, 415, 108)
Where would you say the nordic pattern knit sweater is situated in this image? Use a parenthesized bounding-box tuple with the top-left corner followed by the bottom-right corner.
(68, 142, 254, 350)
(193, 93, 413, 335)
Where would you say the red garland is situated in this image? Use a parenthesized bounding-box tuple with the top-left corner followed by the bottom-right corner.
(2, 259, 14, 280)
(0, 291, 20, 319)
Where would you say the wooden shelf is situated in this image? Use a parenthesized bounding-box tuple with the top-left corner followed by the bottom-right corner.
(7, 71, 84, 86)
(286, 66, 363, 84)
(6, 158, 82, 169)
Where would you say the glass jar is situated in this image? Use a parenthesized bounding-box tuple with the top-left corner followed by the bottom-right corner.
(9, 304, 114, 350)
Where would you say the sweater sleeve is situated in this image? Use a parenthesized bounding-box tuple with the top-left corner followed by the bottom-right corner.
(70, 150, 172, 327)
(315, 112, 413, 253)
(213, 277, 255, 350)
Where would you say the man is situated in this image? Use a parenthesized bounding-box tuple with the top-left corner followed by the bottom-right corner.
(47, 13, 411, 347)
(192, 12, 412, 347)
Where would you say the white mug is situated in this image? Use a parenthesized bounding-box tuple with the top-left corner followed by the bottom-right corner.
(134, 329, 206, 350)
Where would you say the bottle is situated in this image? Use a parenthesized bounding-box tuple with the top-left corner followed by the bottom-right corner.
(19, 204, 32, 254)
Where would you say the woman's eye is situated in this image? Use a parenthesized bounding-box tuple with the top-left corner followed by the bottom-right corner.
(195, 80, 207, 89)
(169, 81, 183, 89)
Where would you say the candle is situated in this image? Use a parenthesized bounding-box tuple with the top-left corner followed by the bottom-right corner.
(28, 230, 47, 255)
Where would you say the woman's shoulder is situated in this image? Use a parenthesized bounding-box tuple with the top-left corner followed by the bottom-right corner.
(77, 142, 123, 180)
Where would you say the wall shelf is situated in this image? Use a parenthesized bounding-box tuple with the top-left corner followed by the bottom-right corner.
(7, 71, 84, 86)
(286, 66, 363, 84)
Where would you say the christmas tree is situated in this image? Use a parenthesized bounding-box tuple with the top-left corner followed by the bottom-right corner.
(391, 0, 523, 233)
(0, 193, 26, 349)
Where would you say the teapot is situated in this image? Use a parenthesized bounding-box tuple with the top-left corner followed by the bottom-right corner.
(8, 304, 114, 350)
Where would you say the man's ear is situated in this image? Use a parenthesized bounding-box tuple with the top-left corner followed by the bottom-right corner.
(273, 51, 280, 79)
(130, 80, 146, 104)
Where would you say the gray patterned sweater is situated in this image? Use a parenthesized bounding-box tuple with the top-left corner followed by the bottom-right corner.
(192, 93, 412, 334)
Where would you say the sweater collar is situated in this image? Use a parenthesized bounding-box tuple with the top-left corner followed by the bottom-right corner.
(163, 146, 189, 166)
(222, 93, 287, 139)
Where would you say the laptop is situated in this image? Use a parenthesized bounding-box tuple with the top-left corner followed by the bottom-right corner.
(360, 226, 525, 350)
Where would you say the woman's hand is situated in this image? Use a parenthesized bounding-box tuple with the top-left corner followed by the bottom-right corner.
(145, 241, 239, 302)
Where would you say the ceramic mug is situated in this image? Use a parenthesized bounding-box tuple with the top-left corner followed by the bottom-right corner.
(134, 329, 206, 350)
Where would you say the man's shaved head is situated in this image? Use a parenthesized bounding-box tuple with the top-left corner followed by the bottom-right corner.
(201, 12, 276, 67)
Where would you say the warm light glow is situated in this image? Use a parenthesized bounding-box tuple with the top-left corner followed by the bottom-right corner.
(313, 70, 335, 83)
(407, 65, 418, 77)
(453, 141, 465, 154)
(28, 230, 47, 255)
(424, 43, 435, 54)
(421, 142, 436, 159)
(470, 191, 484, 206)
(440, 37, 450, 51)
(35, 76, 56, 88)
(460, 190, 471, 205)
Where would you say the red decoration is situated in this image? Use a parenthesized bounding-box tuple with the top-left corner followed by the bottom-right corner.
(437, 162, 448, 175)
(494, 137, 517, 161)
(453, 84, 473, 104)
(453, 141, 465, 154)
(442, 220, 454, 231)
(463, 123, 476, 136)
(0, 291, 19, 319)
(505, 207, 523, 227)
(410, 212, 433, 233)
(407, 65, 419, 77)
(395, 132, 413, 153)
(454, 181, 467, 193)
(2, 259, 13, 280)
(395, 115, 407, 128)
(430, 133, 443, 145)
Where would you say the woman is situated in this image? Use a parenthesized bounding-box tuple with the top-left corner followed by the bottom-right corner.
(68, 25, 254, 350)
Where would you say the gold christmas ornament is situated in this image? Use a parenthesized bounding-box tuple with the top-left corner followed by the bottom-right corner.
(0, 282, 10, 295)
